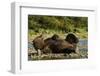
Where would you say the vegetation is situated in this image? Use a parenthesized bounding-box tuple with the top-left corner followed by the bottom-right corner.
(28, 15, 88, 60)
(28, 15, 88, 40)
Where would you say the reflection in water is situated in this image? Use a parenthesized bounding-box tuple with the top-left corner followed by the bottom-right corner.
(78, 39, 88, 51)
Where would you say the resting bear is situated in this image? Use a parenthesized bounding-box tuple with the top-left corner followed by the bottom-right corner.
(44, 34, 76, 55)
(32, 33, 79, 56)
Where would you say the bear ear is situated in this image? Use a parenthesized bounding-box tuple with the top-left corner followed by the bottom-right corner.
(51, 34, 59, 40)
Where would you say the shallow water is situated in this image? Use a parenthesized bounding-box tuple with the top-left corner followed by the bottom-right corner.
(78, 39, 88, 51)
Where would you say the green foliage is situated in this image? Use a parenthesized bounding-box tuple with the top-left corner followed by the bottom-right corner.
(28, 15, 88, 39)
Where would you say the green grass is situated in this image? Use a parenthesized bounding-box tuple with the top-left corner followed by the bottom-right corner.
(28, 28, 88, 42)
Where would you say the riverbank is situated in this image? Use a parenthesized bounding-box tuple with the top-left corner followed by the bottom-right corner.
(28, 29, 88, 43)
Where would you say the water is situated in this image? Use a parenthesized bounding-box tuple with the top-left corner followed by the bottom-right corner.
(78, 39, 88, 51)
(79, 39, 87, 46)
(28, 42, 33, 49)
